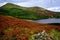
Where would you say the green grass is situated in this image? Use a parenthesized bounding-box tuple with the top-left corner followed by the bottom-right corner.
(0, 3, 60, 20)
(50, 29, 60, 40)
(0, 7, 48, 20)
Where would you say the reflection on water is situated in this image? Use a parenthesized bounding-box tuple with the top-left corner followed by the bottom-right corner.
(32, 18, 60, 24)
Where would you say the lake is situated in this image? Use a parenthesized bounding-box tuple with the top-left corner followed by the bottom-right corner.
(31, 18, 60, 24)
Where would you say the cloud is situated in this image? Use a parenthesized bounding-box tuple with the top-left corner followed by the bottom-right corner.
(6, 0, 28, 3)
(0, 0, 49, 8)
(47, 7, 60, 12)
(0, 0, 60, 9)
(0, 0, 5, 3)
(12, 0, 60, 8)
(0, 0, 28, 3)
(13, 0, 46, 8)
(0, 2, 7, 7)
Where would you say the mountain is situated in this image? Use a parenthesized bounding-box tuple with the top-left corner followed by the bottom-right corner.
(0, 15, 60, 40)
(0, 3, 27, 10)
(27, 6, 56, 16)
(0, 3, 59, 20)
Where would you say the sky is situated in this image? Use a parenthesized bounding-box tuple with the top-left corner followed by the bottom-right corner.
(0, 0, 60, 12)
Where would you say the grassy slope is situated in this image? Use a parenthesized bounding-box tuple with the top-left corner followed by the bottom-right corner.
(54, 12, 60, 18)
(0, 3, 60, 20)
(0, 15, 60, 40)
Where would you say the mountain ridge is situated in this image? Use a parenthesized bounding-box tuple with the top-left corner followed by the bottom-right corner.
(0, 3, 60, 20)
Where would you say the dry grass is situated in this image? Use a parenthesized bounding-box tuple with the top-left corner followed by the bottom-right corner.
(0, 15, 60, 40)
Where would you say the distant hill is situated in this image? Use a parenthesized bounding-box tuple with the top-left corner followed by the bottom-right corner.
(0, 15, 60, 40)
(54, 12, 60, 18)
(0, 3, 59, 20)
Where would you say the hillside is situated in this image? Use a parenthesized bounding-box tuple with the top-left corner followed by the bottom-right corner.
(27, 6, 56, 16)
(54, 12, 60, 18)
(0, 3, 57, 20)
(0, 15, 60, 40)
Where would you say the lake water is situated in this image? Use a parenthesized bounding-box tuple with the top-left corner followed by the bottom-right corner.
(32, 18, 60, 24)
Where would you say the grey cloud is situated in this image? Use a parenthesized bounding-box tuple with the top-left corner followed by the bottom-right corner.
(0, 0, 6, 3)
(0, 0, 28, 3)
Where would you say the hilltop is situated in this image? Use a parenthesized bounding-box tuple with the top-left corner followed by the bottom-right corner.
(0, 15, 60, 40)
(0, 3, 57, 20)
